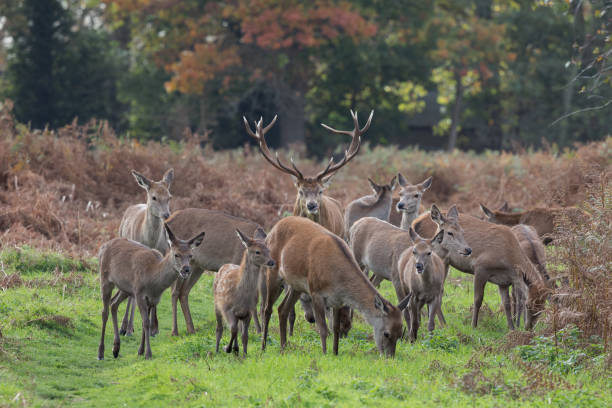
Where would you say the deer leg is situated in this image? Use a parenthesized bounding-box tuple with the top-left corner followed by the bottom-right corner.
(149, 306, 159, 337)
(408, 300, 419, 342)
(171, 279, 183, 336)
(225, 315, 238, 354)
(278, 288, 301, 350)
(472, 273, 488, 328)
(261, 274, 282, 351)
(241, 315, 251, 357)
(135, 296, 152, 359)
(215, 308, 223, 353)
(119, 297, 132, 336)
(179, 270, 204, 334)
(98, 284, 113, 360)
(331, 307, 341, 355)
(126, 298, 136, 336)
(110, 290, 129, 358)
(428, 299, 437, 332)
(310, 294, 329, 354)
(498, 285, 515, 330)
(370, 273, 384, 288)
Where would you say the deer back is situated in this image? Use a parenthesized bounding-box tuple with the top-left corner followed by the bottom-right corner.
(511, 224, 548, 280)
(167, 208, 261, 271)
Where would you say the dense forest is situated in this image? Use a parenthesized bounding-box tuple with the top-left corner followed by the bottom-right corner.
(0, 0, 610, 156)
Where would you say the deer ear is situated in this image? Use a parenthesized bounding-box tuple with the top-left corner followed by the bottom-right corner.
(408, 227, 420, 242)
(188, 231, 205, 249)
(480, 204, 494, 220)
(367, 178, 382, 195)
(447, 205, 459, 220)
(418, 176, 433, 192)
(164, 223, 178, 245)
(397, 172, 408, 187)
(132, 170, 151, 191)
(253, 227, 267, 241)
(389, 175, 398, 191)
(433, 229, 445, 244)
(291, 176, 299, 187)
(374, 295, 389, 316)
(321, 174, 334, 189)
(235, 229, 250, 248)
(162, 168, 174, 188)
(430, 204, 446, 225)
(397, 293, 411, 310)
(499, 202, 511, 212)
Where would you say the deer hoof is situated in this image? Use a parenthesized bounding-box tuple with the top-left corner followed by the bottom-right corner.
(119, 328, 126, 336)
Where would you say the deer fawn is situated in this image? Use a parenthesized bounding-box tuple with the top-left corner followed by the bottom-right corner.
(397, 227, 446, 342)
(244, 111, 371, 337)
(388, 175, 432, 230)
(344, 175, 397, 237)
(264, 216, 408, 356)
(118, 168, 174, 337)
(97, 224, 205, 360)
(412, 210, 547, 330)
(166, 209, 265, 336)
(214, 228, 275, 356)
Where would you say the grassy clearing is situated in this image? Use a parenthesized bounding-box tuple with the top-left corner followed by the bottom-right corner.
(0, 247, 609, 407)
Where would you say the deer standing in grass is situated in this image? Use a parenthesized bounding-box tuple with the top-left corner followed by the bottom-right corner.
(264, 216, 408, 356)
(244, 111, 372, 337)
(118, 168, 174, 337)
(412, 210, 547, 330)
(388, 175, 432, 230)
(214, 228, 275, 356)
(97, 224, 205, 360)
(397, 227, 446, 342)
(479, 204, 590, 245)
(344, 176, 397, 236)
(166, 209, 265, 336)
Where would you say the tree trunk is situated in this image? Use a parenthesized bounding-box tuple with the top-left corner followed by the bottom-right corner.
(448, 71, 463, 151)
(275, 81, 305, 147)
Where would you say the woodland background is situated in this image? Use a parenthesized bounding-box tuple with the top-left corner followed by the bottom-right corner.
(0, 0, 610, 156)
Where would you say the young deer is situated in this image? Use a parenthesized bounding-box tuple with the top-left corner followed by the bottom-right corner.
(344, 175, 397, 236)
(264, 216, 408, 356)
(118, 168, 174, 337)
(214, 228, 275, 356)
(397, 228, 446, 342)
(245, 111, 371, 335)
(97, 224, 205, 360)
(412, 211, 547, 330)
(480, 204, 590, 245)
(166, 209, 265, 336)
(388, 175, 432, 230)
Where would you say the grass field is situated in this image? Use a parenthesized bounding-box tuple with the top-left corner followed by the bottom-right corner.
(0, 247, 610, 407)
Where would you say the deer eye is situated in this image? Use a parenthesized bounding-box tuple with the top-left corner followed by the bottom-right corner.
(447, 232, 453, 236)
(384, 331, 390, 338)
(427, 252, 432, 256)
(152, 196, 157, 201)
(318, 191, 323, 195)
(298, 190, 304, 196)
(255, 251, 261, 255)
(413, 250, 417, 255)
(175, 254, 180, 259)
(414, 194, 419, 198)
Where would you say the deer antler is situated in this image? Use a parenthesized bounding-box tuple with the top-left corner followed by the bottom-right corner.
(243, 115, 304, 180)
(317, 110, 373, 180)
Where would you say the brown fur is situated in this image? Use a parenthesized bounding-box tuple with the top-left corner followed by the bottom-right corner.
(262, 216, 407, 356)
(412, 212, 546, 330)
(389, 175, 432, 230)
(166, 208, 264, 335)
(344, 176, 397, 236)
(97, 225, 204, 360)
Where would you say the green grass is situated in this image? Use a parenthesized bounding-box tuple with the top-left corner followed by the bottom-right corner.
(0, 247, 610, 407)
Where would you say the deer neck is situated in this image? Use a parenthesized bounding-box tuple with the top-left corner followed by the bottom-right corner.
(400, 209, 419, 230)
(150, 255, 180, 296)
(144, 205, 165, 249)
(493, 212, 523, 226)
(236, 251, 260, 294)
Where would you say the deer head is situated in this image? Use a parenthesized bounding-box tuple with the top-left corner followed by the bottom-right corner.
(396, 175, 432, 214)
(235, 227, 275, 268)
(244, 110, 373, 217)
(132, 168, 174, 220)
(430, 204, 472, 257)
(164, 223, 205, 280)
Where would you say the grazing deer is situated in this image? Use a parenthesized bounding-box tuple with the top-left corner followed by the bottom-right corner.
(479, 204, 590, 245)
(397, 228, 446, 342)
(388, 175, 432, 230)
(412, 210, 547, 330)
(118, 168, 174, 337)
(263, 216, 408, 356)
(344, 176, 397, 236)
(97, 224, 205, 360)
(166, 209, 265, 336)
(214, 228, 275, 356)
(244, 111, 372, 335)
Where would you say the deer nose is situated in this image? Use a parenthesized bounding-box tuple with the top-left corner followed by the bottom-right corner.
(307, 202, 317, 211)
(266, 260, 275, 267)
(397, 202, 405, 210)
(182, 266, 191, 275)
(415, 262, 424, 273)
(163, 212, 170, 220)
(464, 248, 472, 256)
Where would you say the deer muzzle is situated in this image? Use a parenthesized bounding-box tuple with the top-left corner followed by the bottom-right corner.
(415, 262, 424, 274)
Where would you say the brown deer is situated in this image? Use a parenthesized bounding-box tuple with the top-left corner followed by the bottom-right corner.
(344, 176, 397, 236)
(118, 168, 174, 337)
(479, 204, 590, 245)
(244, 111, 372, 335)
(264, 216, 408, 356)
(166, 209, 265, 336)
(214, 228, 275, 356)
(388, 175, 432, 230)
(397, 228, 446, 342)
(412, 210, 547, 330)
(97, 224, 205, 360)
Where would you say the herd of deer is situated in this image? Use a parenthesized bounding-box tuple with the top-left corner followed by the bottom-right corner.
(97, 110, 587, 360)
